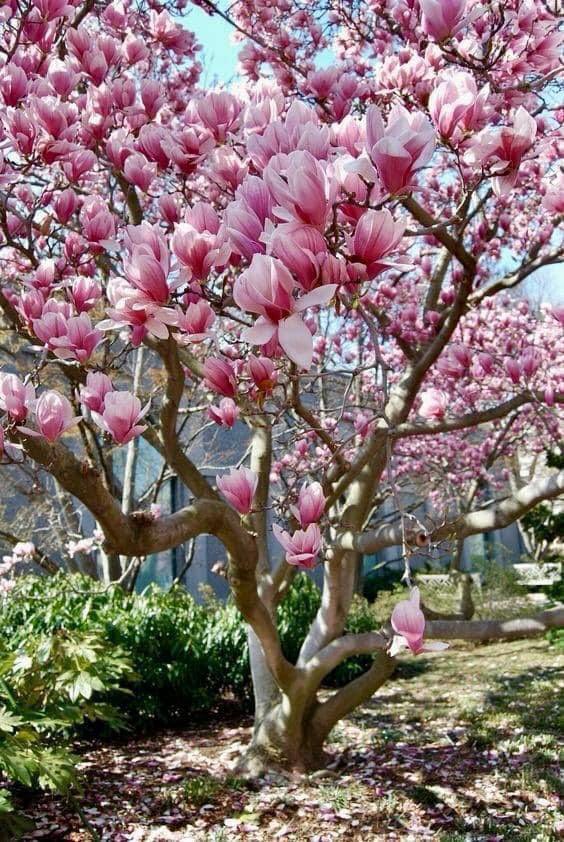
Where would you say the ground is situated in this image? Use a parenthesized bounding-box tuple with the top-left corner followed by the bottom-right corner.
(16, 639, 563, 842)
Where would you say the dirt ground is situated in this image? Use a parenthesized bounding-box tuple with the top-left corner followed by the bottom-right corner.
(17, 638, 564, 842)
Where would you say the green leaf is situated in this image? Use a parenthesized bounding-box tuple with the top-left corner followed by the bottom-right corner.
(0, 707, 23, 734)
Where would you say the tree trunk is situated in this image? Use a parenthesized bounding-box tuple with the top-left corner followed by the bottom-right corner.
(235, 693, 327, 776)
(237, 650, 395, 776)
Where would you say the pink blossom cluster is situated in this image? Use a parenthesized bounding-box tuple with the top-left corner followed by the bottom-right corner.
(0, 0, 561, 561)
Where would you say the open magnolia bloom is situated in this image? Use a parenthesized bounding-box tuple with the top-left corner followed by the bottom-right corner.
(389, 587, 449, 657)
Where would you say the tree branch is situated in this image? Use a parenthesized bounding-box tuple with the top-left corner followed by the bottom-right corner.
(470, 250, 564, 304)
(426, 606, 564, 641)
(393, 392, 561, 439)
(306, 630, 388, 685)
(402, 196, 477, 275)
(310, 652, 395, 745)
(345, 469, 564, 553)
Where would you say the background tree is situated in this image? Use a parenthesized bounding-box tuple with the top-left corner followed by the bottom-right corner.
(0, 0, 563, 771)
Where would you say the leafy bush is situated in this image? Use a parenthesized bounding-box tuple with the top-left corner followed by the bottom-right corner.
(0, 573, 383, 730)
(276, 576, 378, 685)
(276, 573, 322, 664)
(362, 565, 403, 603)
(0, 627, 133, 832)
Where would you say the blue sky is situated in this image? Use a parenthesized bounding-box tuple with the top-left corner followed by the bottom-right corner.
(185, 6, 240, 84)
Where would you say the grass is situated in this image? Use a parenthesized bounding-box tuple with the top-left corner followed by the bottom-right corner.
(342, 638, 563, 840)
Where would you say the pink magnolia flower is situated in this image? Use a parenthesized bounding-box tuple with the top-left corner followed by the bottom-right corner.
(291, 481, 325, 527)
(80, 198, 116, 250)
(140, 79, 164, 119)
(56, 314, 104, 363)
(30, 259, 56, 294)
(6, 541, 36, 562)
(419, 388, 448, 420)
(203, 357, 237, 398)
(47, 58, 78, 97)
(465, 107, 537, 196)
(224, 176, 273, 259)
(505, 359, 522, 384)
(34, 0, 74, 23)
(0, 64, 27, 106)
(233, 254, 337, 370)
(420, 0, 467, 41)
(137, 124, 170, 169)
(390, 587, 449, 656)
(196, 91, 242, 142)
(264, 150, 337, 229)
(519, 350, 540, 379)
(18, 290, 47, 325)
(124, 152, 156, 192)
(171, 222, 230, 282)
(348, 209, 408, 280)
(67, 536, 97, 557)
(32, 311, 68, 350)
(53, 188, 78, 223)
(91, 391, 150, 444)
(159, 194, 180, 224)
(248, 355, 277, 393)
(542, 171, 564, 214)
(175, 300, 215, 344)
(268, 222, 327, 292)
(79, 372, 114, 413)
(216, 466, 257, 514)
(123, 223, 171, 305)
(551, 305, 564, 327)
(163, 125, 214, 176)
(429, 72, 490, 141)
(33, 311, 103, 363)
(273, 522, 322, 569)
(68, 277, 102, 313)
(32, 391, 79, 442)
(0, 374, 36, 422)
(99, 278, 178, 345)
(364, 105, 435, 195)
(213, 146, 248, 190)
(208, 397, 239, 428)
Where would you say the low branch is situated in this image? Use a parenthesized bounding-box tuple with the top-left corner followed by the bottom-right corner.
(306, 630, 388, 684)
(310, 652, 395, 745)
(17, 434, 135, 553)
(426, 606, 564, 641)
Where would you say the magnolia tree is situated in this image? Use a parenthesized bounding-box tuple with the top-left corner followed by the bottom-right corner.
(0, 0, 563, 771)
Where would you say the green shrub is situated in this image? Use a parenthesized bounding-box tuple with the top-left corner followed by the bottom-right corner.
(0, 573, 384, 731)
(328, 593, 379, 685)
(362, 565, 403, 603)
(276, 573, 322, 664)
(547, 628, 564, 650)
(0, 627, 133, 833)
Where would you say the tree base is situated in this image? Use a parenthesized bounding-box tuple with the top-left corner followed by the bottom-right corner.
(233, 739, 330, 777)
(232, 705, 329, 777)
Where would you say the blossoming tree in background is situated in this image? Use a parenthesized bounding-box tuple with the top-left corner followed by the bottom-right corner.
(0, 0, 563, 770)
